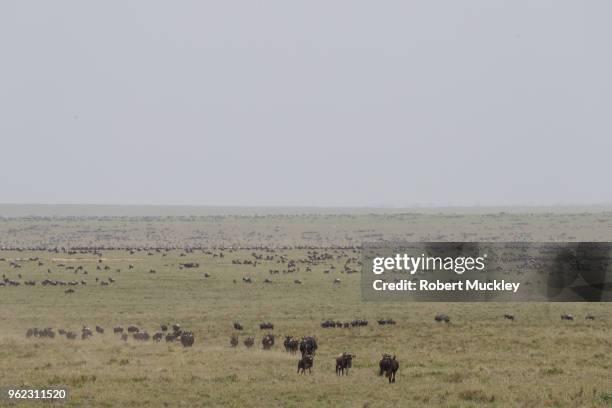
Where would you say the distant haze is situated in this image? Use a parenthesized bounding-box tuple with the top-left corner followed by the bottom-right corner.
(1, 1, 611, 207)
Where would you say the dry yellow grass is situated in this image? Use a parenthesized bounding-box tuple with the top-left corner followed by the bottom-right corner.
(0, 214, 611, 407)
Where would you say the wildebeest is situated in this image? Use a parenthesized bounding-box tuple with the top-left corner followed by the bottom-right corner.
(161, 324, 168, 332)
(66, 331, 77, 340)
(262, 334, 275, 350)
(377, 319, 396, 325)
(335, 353, 354, 376)
(321, 320, 335, 328)
(585, 314, 595, 320)
(230, 336, 239, 347)
(96, 326, 104, 334)
(434, 314, 450, 323)
(121, 333, 128, 341)
(260, 322, 274, 330)
(127, 325, 139, 333)
(299, 336, 318, 356)
(81, 327, 93, 340)
(284, 336, 299, 354)
(351, 319, 368, 327)
(244, 336, 255, 348)
(561, 314, 574, 321)
(153, 332, 163, 342)
(504, 314, 515, 321)
(233, 322, 244, 330)
(298, 354, 314, 374)
(113, 326, 124, 334)
(180, 331, 194, 347)
(133, 331, 150, 341)
(379, 354, 399, 383)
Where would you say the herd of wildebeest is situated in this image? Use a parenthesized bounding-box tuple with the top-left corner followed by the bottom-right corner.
(1, 245, 604, 384)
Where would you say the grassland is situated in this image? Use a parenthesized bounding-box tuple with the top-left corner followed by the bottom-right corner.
(0, 211, 611, 407)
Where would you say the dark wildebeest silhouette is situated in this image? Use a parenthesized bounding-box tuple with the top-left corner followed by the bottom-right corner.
(233, 322, 244, 330)
(504, 314, 515, 321)
(298, 354, 314, 374)
(561, 314, 574, 321)
(379, 354, 399, 383)
(180, 331, 194, 347)
(81, 327, 93, 340)
(284, 336, 299, 354)
(434, 314, 450, 323)
(244, 336, 255, 348)
(259, 322, 274, 330)
(299, 336, 318, 356)
(230, 336, 239, 347)
(335, 353, 354, 376)
(262, 334, 275, 350)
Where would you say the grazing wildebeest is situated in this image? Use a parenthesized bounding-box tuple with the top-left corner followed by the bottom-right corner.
(379, 354, 399, 383)
(134, 331, 151, 341)
(335, 353, 355, 376)
(299, 336, 318, 356)
(260, 322, 274, 330)
(321, 320, 335, 328)
(585, 314, 595, 320)
(161, 324, 168, 332)
(244, 336, 255, 348)
(180, 331, 195, 347)
(113, 326, 124, 334)
(333, 278, 341, 284)
(96, 326, 104, 334)
(127, 325, 139, 333)
(504, 314, 515, 321)
(377, 319, 396, 325)
(153, 332, 163, 342)
(66, 331, 77, 340)
(172, 324, 181, 333)
(434, 314, 450, 323)
(233, 322, 244, 330)
(298, 354, 314, 374)
(283, 336, 298, 353)
(561, 314, 574, 321)
(230, 336, 239, 347)
(351, 319, 368, 327)
(262, 334, 275, 350)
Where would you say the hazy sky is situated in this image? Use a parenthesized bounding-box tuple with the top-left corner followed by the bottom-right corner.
(1, 1, 611, 207)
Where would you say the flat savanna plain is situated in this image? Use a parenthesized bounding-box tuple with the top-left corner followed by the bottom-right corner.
(0, 212, 611, 407)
